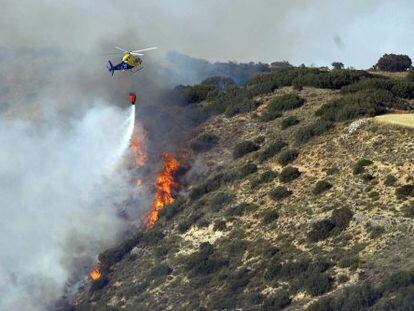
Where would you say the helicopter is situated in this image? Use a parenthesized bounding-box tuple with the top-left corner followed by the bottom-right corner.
(107, 47, 157, 76)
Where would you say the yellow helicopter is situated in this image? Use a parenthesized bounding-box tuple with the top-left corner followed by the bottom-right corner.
(107, 46, 157, 76)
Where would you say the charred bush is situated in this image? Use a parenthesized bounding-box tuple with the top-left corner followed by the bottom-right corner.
(331, 207, 353, 230)
(384, 174, 397, 187)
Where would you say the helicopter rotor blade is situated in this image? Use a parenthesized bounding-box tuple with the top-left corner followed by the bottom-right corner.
(130, 47, 158, 53)
(115, 46, 130, 53)
(130, 52, 144, 56)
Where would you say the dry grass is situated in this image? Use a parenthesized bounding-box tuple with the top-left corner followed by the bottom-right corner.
(375, 114, 414, 128)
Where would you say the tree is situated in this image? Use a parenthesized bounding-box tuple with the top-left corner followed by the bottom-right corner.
(331, 62, 344, 70)
(375, 54, 412, 72)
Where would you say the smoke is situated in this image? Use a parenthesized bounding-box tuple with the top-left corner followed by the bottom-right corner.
(2, 0, 414, 68)
(0, 104, 136, 311)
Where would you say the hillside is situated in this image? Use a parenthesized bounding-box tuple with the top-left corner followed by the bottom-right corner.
(73, 68, 414, 311)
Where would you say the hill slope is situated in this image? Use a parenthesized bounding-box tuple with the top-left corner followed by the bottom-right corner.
(73, 69, 414, 311)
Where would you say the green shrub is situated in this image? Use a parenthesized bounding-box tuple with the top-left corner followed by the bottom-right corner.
(341, 78, 394, 94)
(184, 242, 229, 277)
(148, 263, 172, 279)
(208, 192, 235, 212)
(259, 110, 283, 122)
(277, 149, 299, 166)
(305, 273, 333, 296)
(98, 232, 143, 267)
(375, 53, 412, 72)
(190, 170, 239, 200)
(269, 186, 292, 200)
(402, 203, 414, 218)
(161, 198, 185, 220)
(353, 159, 373, 175)
(338, 283, 382, 310)
(172, 84, 215, 105)
(262, 210, 279, 224)
(191, 133, 219, 152)
(263, 290, 291, 310)
(213, 220, 227, 231)
(338, 255, 360, 270)
(384, 174, 397, 187)
(316, 89, 396, 122)
(295, 120, 333, 144)
(258, 139, 287, 161)
(292, 69, 371, 89)
(233, 141, 260, 159)
(225, 98, 259, 117)
(313, 180, 333, 195)
(251, 170, 278, 188)
(396, 185, 414, 198)
(281, 116, 300, 129)
(240, 163, 258, 177)
(268, 94, 305, 112)
(279, 166, 301, 183)
(382, 269, 414, 292)
(201, 76, 236, 90)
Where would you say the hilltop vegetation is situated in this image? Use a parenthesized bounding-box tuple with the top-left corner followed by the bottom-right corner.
(73, 57, 414, 311)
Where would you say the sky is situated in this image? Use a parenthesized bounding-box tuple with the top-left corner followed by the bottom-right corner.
(1, 0, 414, 68)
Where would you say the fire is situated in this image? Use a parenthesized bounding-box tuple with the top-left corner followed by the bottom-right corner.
(130, 129, 147, 168)
(147, 153, 181, 230)
(90, 267, 102, 281)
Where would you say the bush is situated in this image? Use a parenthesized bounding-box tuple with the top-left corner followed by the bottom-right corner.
(258, 139, 287, 161)
(259, 110, 283, 122)
(233, 141, 260, 159)
(396, 185, 414, 199)
(375, 53, 412, 72)
(208, 192, 235, 212)
(190, 170, 239, 200)
(295, 120, 333, 144)
(184, 242, 229, 277)
(191, 133, 219, 153)
(313, 180, 332, 195)
(353, 159, 373, 175)
(308, 219, 336, 242)
(98, 232, 143, 267)
(281, 116, 300, 129)
(262, 210, 279, 224)
(268, 94, 305, 112)
(305, 273, 333, 296)
(332, 62, 344, 70)
(161, 198, 185, 220)
(201, 76, 236, 90)
(402, 203, 414, 218)
(263, 291, 291, 310)
(292, 69, 371, 89)
(316, 89, 396, 122)
(279, 166, 301, 183)
(384, 174, 397, 187)
(269, 186, 292, 200)
(277, 149, 299, 166)
(225, 98, 259, 117)
(331, 207, 353, 230)
(337, 283, 382, 310)
(251, 170, 278, 188)
(240, 163, 258, 177)
(213, 220, 227, 231)
(148, 263, 172, 279)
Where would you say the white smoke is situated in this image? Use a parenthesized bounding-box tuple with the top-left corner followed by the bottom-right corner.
(0, 102, 135, 311)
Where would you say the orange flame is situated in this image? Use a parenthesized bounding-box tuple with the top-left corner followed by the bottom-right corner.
(130, 130, 147, 168)
(90, 267, 102, 281)
(147, 153, 181, 230)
